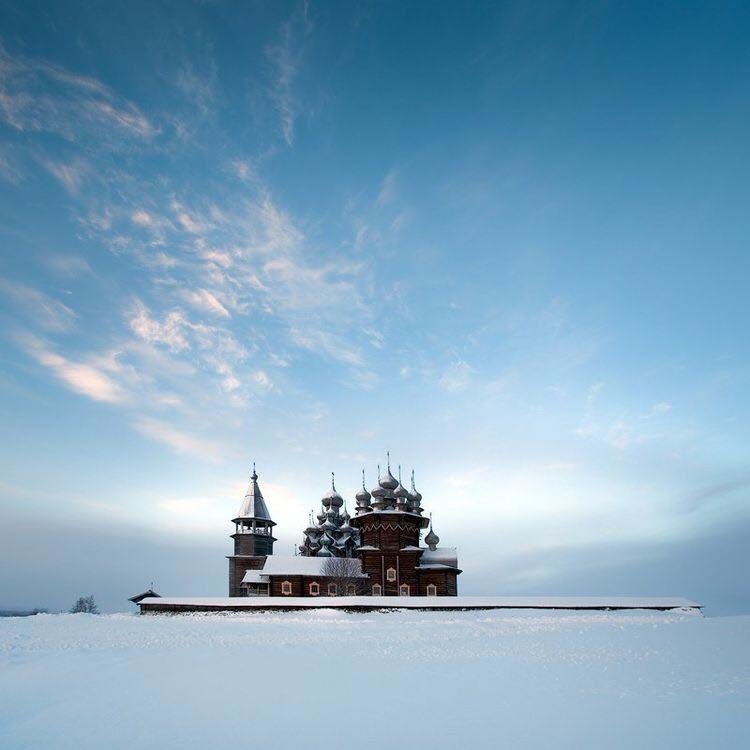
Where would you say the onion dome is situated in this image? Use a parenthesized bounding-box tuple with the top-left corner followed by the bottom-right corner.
(394, 465, 409, 502)
(425, 515, 440, 551)
(322, 518, 337, 532)
(322, 472, 344, 509)
(379, 466, 398, 490)
(341, 506, 351, 524)
(410, 469, 422, 502)
(371, 464, 386, 498)
(409, 469, 423, 513)
(355, 469, 371, 507)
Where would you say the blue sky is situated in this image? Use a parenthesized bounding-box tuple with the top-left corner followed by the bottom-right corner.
(1, 1, 749, 613)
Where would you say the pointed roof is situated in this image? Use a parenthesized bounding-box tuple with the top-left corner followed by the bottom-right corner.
(236, 465, 272, 521)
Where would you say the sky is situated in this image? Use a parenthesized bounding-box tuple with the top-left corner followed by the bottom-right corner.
(0, 1, 748, 614)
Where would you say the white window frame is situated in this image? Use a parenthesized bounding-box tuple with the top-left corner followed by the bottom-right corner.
(281, 580, 292, 596)
(386, 567, 397, 582)
(399, 584, 410, 597)
(346, 584, 356, 596)
(309, 582, 319, 596)
(372, 583, 382, 596)
(426, 583, 437, 596)
(328, 582, 338, 596)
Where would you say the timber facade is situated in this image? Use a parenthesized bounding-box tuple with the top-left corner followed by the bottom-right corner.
(227, 458, 461, 598)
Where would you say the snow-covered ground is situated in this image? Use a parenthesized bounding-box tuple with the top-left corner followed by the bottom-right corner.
(1, 609, 748, 749)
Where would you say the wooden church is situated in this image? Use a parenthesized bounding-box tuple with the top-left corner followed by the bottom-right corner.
(228, 457, 461, 598)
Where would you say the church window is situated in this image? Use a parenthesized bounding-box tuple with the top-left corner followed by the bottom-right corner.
(426, 583, 437, 596)
(281, 580, 292, 595)
(328, 583, 338, 596)
(386, 567, 397, 582)
(309, 582, 319, 596)
(372, 583, 382, 596)
(346, 584, 356, 596)
(399, 584, 410, 596)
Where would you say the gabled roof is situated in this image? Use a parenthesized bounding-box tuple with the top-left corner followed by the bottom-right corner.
(128, 589, 160, 604)
(242, 555, 368, 579)
(236, 469, 272, 521)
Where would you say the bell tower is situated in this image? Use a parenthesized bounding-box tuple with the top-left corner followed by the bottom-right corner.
(227, 464, 276, 596)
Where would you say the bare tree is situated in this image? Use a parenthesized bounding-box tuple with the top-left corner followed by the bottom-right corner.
(70, 595, 99, 614)
(321, 557, 366, 596)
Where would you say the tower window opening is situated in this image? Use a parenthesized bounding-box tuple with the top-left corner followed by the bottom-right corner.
(386, 567, 397, 582)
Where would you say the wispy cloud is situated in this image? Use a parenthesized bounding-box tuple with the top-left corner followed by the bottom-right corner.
(45, 254, 92, 277)
(0, 41, 156, 143)
(439, 360, 475, 392)
(20, 335, 124, 404)
(181, 289, 230, 318)
(39, 158, 88, 195)
(0, 279, 77, 331)
(128, 300, 191, 353)
(266, 5, 312, 146)
(132, 416, 222, 461)
(376, 169, 397, 207)
(290, 327, 364, 367)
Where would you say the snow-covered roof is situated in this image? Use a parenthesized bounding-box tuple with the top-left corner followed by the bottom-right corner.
(128, 589, 160, 603)
(421, 547, 458, 568)
(136, 596, 702, 611)
(400, 545, 422, 552)
(241, 571, 267, 584)
(257, 555, 368, 578)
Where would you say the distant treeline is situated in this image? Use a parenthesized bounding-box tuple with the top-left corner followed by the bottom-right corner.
(0, 609, 49, 617)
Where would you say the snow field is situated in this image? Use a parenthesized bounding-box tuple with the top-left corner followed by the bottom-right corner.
(0, 609, 748, 749)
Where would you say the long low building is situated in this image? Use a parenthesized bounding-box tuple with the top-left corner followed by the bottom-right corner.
(134, 595, 702, 614)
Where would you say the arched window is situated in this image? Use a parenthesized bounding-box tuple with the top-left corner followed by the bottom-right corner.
(426, 583, 437, 596)
(281, 580, 292, 596)
(328, 582, 337, 596)
(372, 583, 382, 596)
(386, 567, 397, 582)
(399, 584, 410, 596)
(346, 584, 356, 596)
(309, 582, 319, 596)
